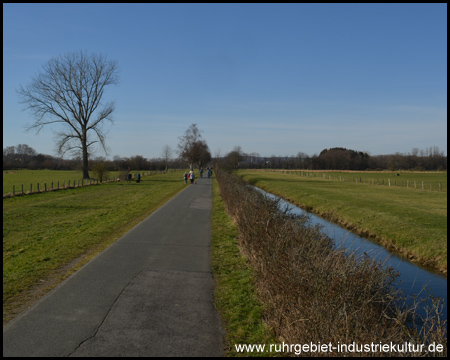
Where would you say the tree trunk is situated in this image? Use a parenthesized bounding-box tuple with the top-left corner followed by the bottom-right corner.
(82, 130, 90, 179)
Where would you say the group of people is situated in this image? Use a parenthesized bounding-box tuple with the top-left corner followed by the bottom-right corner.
(199, 167, 213, 179)
(184, 167, 213, 184)
(126, 168, 141, 183)
(184, 170, 195, 184)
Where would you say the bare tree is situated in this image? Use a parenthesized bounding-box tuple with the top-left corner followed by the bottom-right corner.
(225, 146, 244, 169)
(161, 145, 173, 171)
(17, 51, 119, 179)
(195, 140, 211, 169)
(177, 124, 211, 170)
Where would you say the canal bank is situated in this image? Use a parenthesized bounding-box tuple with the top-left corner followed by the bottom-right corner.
(254, 186, 447, 321)
(239, 170, 447, 275)
(216, 169, 447, 356)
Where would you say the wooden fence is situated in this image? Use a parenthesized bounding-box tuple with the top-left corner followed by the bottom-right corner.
(268, 170, 447, 192)
(3, 170, 177, 198)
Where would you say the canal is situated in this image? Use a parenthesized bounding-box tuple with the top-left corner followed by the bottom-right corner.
(253, 186, 447, 321)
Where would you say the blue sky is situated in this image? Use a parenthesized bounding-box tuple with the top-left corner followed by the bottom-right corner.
(3, 3, 447, 159)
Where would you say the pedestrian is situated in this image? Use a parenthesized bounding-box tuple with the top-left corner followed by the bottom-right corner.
(183, 172, 188, 184)
(189, 170, 195, 184)
(137, 173, 141, 183)
(200, 168, 203, 178)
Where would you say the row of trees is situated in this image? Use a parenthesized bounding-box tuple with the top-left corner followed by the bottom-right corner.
(3, 143, 447, 171)
(4, 123, 213, 173)
(3, 144, 189, 172)
(3, 144, 446, 172)
(219, 146, 447, 171)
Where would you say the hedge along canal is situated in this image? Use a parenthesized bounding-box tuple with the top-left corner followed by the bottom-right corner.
(253, 186, 447, 321)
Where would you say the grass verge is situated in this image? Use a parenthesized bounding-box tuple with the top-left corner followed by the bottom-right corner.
(3, 170, 187, 324)
(211, 178, 277, 356)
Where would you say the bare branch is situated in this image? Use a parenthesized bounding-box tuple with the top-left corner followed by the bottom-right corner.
(177, 124, 211, 169)
(17, 51, 119, 178)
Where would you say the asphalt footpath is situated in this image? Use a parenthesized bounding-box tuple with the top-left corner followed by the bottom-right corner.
(3, 176, 224, 357)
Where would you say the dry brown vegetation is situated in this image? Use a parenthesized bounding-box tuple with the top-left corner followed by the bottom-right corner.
(215, 169, 447, 357)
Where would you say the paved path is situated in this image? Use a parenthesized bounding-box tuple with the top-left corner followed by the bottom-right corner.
(3, 177, 224, 357)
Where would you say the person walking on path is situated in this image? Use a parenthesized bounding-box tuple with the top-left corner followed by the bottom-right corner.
(183, 172, 188, 184)
(189, 170, 195, 184)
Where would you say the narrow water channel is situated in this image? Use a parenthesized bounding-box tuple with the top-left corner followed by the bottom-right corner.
(253, 186, 447, 321)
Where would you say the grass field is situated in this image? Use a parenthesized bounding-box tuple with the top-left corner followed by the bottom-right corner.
(268, 169, 447, 192)
(2, 169, 159, 195)
(3, 169, 187, 323)
(238, 170, 447, 273)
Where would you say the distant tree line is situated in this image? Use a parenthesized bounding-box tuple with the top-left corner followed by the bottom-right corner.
(219, 146, 447, 171)
(3, 125, 214, 173)
(3, 144, 187, 172)
(4, 144, 446, 172)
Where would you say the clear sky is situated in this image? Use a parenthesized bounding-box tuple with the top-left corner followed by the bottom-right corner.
(3, 3, 447, 159)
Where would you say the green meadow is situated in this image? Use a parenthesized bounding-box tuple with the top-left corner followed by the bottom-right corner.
(271, 170, 447, 192)
(2, 169, 149, 195)
(3, 170, 187, 323)
(238, 170, 447, 273)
